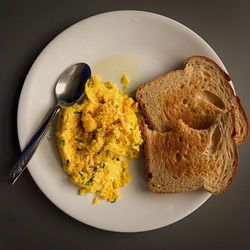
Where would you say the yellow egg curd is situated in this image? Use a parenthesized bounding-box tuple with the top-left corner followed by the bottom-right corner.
(56, 75, 143, 203)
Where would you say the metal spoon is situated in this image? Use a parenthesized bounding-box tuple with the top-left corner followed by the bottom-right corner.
(8, 63, 91, 185)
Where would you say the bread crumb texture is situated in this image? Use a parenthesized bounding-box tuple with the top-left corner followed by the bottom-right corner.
(136, 56, 248, 194)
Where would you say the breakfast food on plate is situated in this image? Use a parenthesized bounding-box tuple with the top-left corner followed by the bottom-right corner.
(121, 74, 130, 92)
(56, 75, 143, 204)
(142, 112, 237, 194)
(136, 55, 248, 194)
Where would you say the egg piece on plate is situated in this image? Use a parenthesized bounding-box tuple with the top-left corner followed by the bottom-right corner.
(56, 75, 143, 203)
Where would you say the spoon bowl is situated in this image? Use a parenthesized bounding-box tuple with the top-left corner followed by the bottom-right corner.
(9, 63, 91, 185)
(56, 63, 91, 105)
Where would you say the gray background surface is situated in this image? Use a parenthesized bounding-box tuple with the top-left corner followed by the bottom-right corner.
(1, 0, 249, 249)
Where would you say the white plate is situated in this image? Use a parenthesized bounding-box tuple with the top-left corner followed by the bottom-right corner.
(18, 11, 230, 232)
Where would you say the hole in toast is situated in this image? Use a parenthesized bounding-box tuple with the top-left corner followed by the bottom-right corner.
(176, 153, 181, 162)
(183, 98, 188, 105)
(198, 91, 225, 110)
(178, 136, 183, 142)
(232, 127, 236, 137)
(148, 173, 153, 179)
(180, 84, 185, 89)
(240, 126, 243, 134)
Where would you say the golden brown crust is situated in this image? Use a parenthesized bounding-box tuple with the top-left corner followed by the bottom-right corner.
(140, 123, 154, 192)
(185, 55, 231, 82)
(234, 96, 249, 144)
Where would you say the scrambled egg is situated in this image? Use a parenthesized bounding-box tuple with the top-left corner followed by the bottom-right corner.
(56, 75, 143, 203)
(121, 74, 130, 92)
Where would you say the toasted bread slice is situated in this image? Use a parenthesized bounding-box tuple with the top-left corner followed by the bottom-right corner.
(136, 56, 248, 144)
(142, 112, 238, 194)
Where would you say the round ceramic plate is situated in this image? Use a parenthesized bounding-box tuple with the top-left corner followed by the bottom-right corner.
(17, 11, 230, 232)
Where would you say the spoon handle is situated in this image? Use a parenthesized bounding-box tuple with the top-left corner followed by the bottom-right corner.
(8, 104, 61, 185)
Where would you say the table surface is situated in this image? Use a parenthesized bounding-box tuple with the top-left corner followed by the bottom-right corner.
(1, 0, 249, 249)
